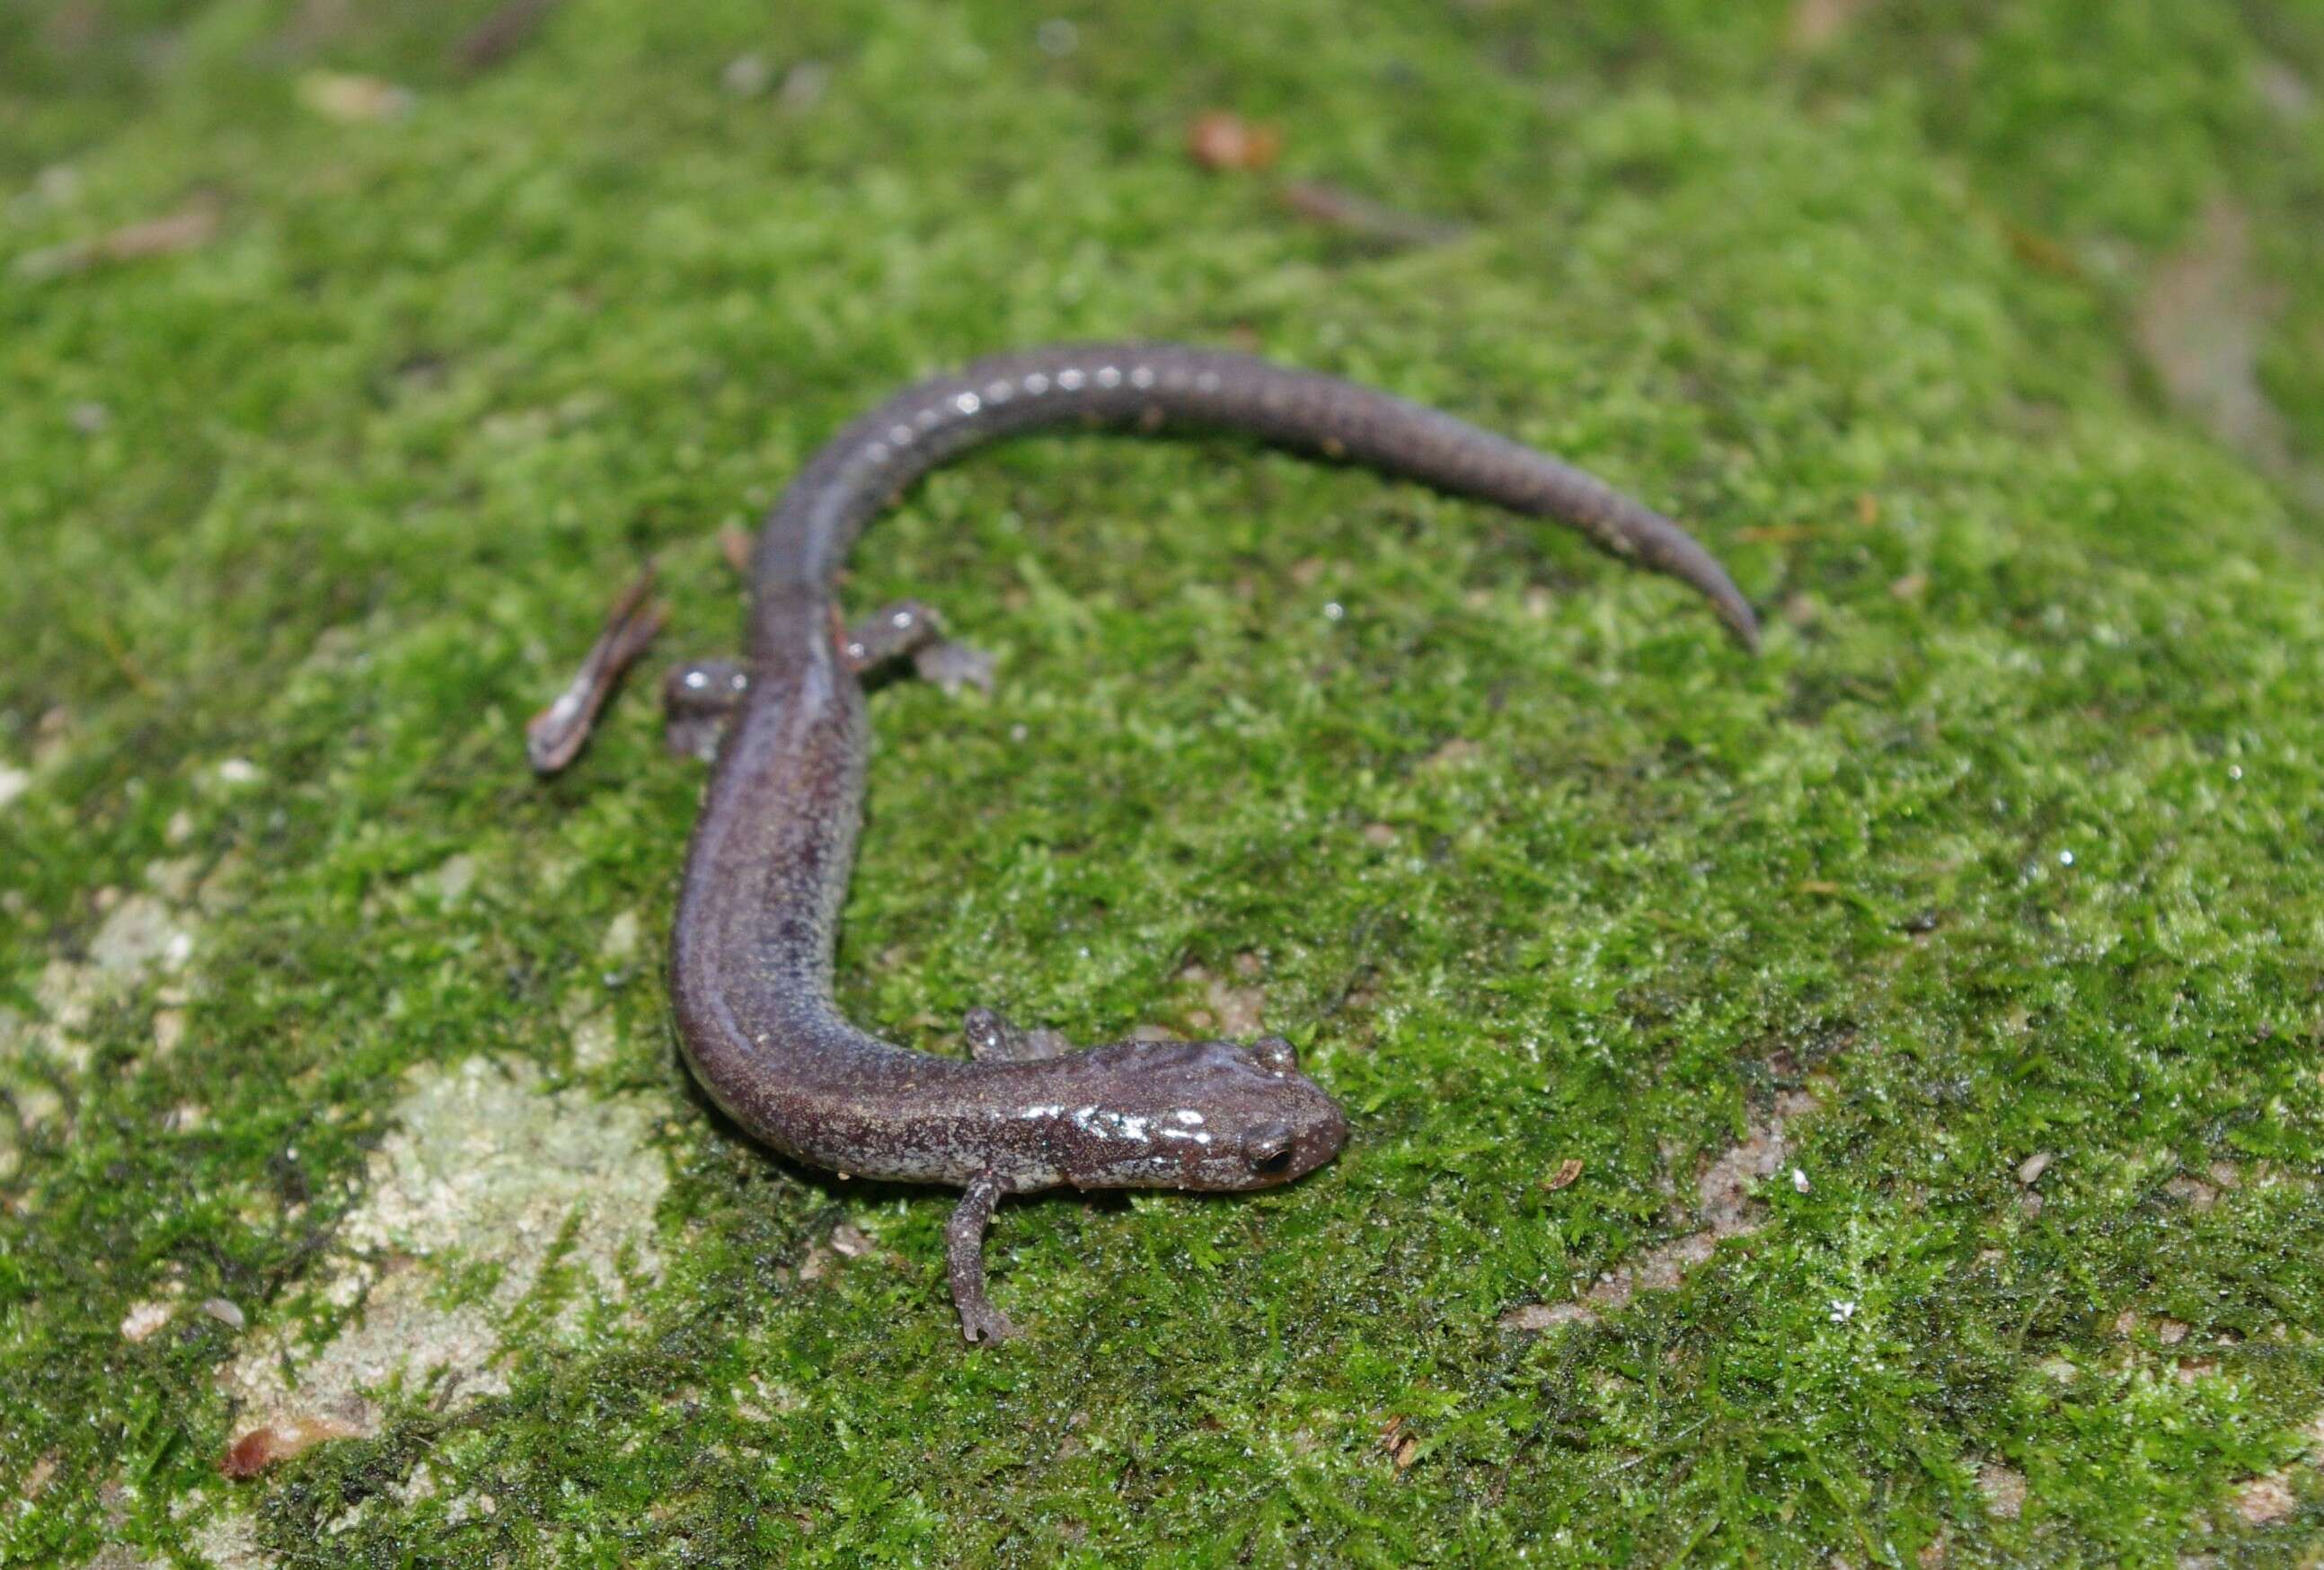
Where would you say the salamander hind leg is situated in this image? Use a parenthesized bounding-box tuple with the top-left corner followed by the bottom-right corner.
(962, 1006, 1074, 1063)
(946, 1172, 1017, 1345)
(841, 601, 995, 694)
(527, 566, 667, 775)
(662, 658, 750, 762)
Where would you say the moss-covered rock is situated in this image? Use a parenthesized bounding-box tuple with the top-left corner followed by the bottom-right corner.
(4, 2, 2321, 1565)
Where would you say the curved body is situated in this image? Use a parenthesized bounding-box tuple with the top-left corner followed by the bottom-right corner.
(668, 343, 1756, 1338)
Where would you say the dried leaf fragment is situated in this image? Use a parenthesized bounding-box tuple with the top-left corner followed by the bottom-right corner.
(1186, 111, 1281, 172)
(221, 1417, 360, 1479)
(15, 201, 220, 280)
(296, 71, 415, 123)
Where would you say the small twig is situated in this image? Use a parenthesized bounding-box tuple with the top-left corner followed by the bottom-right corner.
(91, 613, 159, 697)
(1278, 181, 1466, 248)
(526, 565, 666, 775)
(15, 198, 221, 281)
(1591, 1417, 1709, 1483)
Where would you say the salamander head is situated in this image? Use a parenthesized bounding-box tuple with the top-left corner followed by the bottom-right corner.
(1051, 1035, 1347, 1192)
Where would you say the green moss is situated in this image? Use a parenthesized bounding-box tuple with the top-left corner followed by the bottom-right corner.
(4, 1, 2323, 1565)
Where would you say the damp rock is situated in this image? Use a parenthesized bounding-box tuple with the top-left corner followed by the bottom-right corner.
(217, 1056, 667, 1445)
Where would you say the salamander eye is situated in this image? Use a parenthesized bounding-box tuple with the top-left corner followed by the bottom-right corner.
(1251, 1035, 1298, 1075)
(1243, 1123, 1295, 1174)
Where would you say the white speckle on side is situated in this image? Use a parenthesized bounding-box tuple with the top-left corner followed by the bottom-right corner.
(888, 424, 915, 446)
(216, 758, 262, 786)
(1095, 366, 1121, 388)
(1172, 1108, 1204, 1125)
(1057, 1106, 1159, 1146)
(1024, 373, 1050, 395)
(1129, 366, 1155, 390)
(1056, 368, 1085, 392)
(953, 392, 981, 415)
(984, 379, 1014, 402)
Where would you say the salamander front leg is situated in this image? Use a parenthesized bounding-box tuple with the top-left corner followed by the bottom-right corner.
(962, 1007, 1074, 1063)
(662, 659, 750, 762)
(661, 600, 994, 764)
(946, 1172, 1017, 1345)
(839, 600, 996, 694)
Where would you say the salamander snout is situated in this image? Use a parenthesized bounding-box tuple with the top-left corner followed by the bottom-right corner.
(1057, 1034, 1348, 1190)
(1236, 1105, 1342, 1183)
(1223, 1037, 1346, 1187)
(1270, 1092, 1347, 1184)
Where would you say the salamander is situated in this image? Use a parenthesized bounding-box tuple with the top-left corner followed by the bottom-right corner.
(569, 343, 1757, 1342)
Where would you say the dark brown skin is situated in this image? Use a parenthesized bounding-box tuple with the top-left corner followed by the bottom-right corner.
(665, 344, 1759, 1343)
(526, 566, 664, 774)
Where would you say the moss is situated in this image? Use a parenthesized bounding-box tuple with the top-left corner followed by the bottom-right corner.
(4, 1, 2323, 1565)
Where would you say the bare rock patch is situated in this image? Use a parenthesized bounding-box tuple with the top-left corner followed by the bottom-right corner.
(218, 1056, 667, 1453)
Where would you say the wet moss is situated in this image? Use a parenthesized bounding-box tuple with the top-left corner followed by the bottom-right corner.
(3, 1, 2321, 1565)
